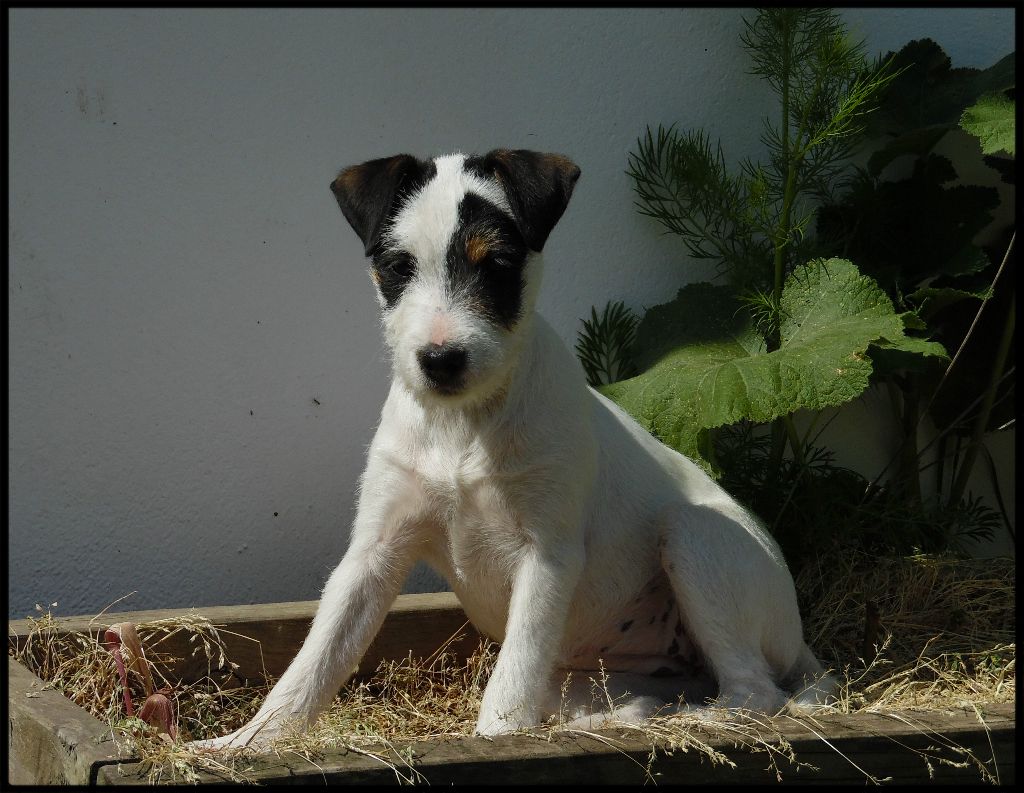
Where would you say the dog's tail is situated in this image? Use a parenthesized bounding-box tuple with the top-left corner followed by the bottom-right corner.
(783, 642, 839, 709)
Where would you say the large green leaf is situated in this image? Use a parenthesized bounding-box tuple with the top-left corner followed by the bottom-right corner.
(600, 282, 762, 462)
(602, 259, 932, 462)
(907, 285, 993, 321)
(961, 92, 1016, 156)
(866, 312, 949, 376)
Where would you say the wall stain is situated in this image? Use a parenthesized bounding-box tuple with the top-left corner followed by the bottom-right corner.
(74, 83, 113, 123)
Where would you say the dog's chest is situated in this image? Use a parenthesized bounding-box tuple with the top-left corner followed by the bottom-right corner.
(411, 432, 528, 632)
(378, 392, 553, 639)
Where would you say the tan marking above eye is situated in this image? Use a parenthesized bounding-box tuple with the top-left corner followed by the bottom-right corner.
(465, 232, 500, 265)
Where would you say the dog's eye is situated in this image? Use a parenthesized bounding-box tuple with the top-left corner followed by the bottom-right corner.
(480, 253, 514, 270)
(382, 254, 415, 279)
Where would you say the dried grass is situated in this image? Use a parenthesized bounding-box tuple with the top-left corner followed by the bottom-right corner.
(10, 603, 270, 782)
(9, 551, 1014, 784)
(796, 549, 1015, 714)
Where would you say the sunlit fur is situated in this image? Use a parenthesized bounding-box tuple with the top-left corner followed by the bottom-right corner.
(194, 151, 834, 752)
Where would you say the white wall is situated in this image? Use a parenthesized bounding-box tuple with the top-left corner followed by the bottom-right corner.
(8, 8, 1016, 618)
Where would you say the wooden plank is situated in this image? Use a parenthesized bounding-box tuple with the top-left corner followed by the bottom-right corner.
(95, 702, 1014, 785)
(7, 658, 123, 785)
(8, 594, 479, 784)
(9, 592, 483, 684)
(11, 594, 1014, 786)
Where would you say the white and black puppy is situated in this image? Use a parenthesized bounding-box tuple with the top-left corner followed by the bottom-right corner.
(196, 149, 834, 750)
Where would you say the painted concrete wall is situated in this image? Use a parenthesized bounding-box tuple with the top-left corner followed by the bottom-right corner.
(8, 8, 1015, 618)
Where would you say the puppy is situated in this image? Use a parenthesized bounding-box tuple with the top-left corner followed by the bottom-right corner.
(196, 149, 833, 750)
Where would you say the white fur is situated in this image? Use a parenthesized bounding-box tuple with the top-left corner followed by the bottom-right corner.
(194, 153, 833, 751)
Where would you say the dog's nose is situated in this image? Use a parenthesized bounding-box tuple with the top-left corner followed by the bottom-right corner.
(417, 344, 468, 390)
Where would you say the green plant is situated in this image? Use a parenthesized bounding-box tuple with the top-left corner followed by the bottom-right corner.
(600, 260, 944, 472)
(577, 13, 1013, 564)
(610, 9, 937, 462)
(575, 301, 639, 387)
(618, 9, 934, 491)
(816, 39, 1015, 540)
(628, 10, 901, 319)
(714, 421, 1002, 566)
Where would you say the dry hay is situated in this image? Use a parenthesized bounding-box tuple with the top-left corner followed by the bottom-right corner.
(9, 551, 1014, 784)
(797, 550, 1014, 715)
(10, 602, 267, 782)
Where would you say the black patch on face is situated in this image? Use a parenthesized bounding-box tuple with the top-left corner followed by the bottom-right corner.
(332, 155, 437, 310)
(444, 192, 529, 329)
(371, 249, 417, 309)
(339, 159, 435, 310)
(620, 619, 634, 632)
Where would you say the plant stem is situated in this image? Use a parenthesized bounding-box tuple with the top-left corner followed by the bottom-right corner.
(935, 432, 948, 503)
(897, 375, 922, 508)
(768, 14, 797, 477)
(948, 290, 1015, 505)
(865, 233, 1015, 496)
(784, 415, 805, 467)
(772, 14, 793, 342)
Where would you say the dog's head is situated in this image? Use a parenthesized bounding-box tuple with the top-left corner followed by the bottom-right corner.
(330, 150, 580, 406)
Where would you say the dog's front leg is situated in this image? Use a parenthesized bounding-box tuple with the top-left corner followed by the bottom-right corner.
(475, 544, 583, 736)
(192, 464, 422, 751)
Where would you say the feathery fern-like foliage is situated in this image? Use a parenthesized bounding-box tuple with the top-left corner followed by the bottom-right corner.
(575, 301, 639, 387)
(628, 8, 899, 304)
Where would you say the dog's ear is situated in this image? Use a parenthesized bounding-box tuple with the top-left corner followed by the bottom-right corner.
(330, 154, 430, 256)
(471, 150, 581, 252)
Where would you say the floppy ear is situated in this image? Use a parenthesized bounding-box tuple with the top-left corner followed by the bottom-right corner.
(472, 149, 581, 252)
(330, 154, 429, 255)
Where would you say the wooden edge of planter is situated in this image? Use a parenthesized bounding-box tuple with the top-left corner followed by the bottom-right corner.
(94, 702, 1016, 786)
(8, 591, 483, 684)
(8, 657, 122, 785)
(8, 593, 480, 784)
(10, 594, 1016, 785)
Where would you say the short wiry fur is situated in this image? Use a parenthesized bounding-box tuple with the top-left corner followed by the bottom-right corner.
(195, 149, 834, 749)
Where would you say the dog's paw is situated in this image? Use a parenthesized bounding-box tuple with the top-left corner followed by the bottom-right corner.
(474, 720, 514, 737)
(474, 707, 540, 737)
(786, 671, 840, 712)
(474, 710, 523, 736)
(476, 683, 546, 735)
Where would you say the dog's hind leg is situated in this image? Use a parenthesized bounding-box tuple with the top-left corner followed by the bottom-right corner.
(783, 642, 839, 709)
(657, 502, 805, 715)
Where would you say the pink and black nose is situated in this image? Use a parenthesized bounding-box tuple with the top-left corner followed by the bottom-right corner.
(417, 344, 468, 392)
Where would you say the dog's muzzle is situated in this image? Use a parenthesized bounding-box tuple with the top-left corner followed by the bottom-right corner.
(416, 343, 468, 394)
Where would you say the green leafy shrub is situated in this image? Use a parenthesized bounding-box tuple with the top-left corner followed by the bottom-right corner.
(816, 38, 1015, 519)
(578, 11, 1014, 565)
